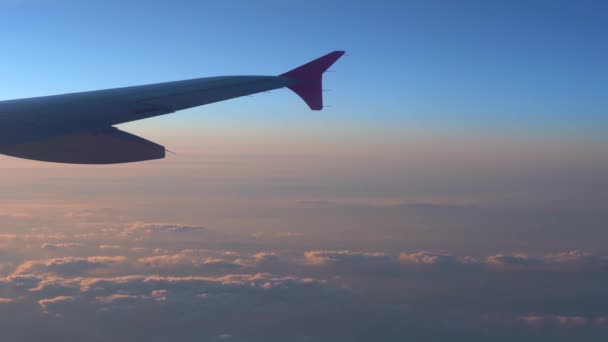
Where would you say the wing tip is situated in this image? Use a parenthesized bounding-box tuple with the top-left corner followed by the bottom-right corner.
(281, 51, 345, 110)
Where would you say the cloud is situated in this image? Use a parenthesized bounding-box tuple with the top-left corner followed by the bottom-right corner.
(399, 251, 460, 265)
(543, 250, 608, 268)
(253, 252, 280, 263)
(0, 213, 33, 220)
(41, 243, 83, 250)
(519, 314, 608, 329)
(12, 233, 67, 242)
(481, 251, 608, 270)
(38, 295, 76, 316)
(0, 216, 607, 342)
(200, 258, 243, 270)
(304, 250, 389, 265)
(138, 254, 191, 267)
(95, 293, 145, 309)
(5, 272, 330, 315)
(38, 295, 75, 310)
(137, 251, 243, 272)
(252, 231, 304, 239)
(124, 223, 207, 235)
(14, 256, 128, 277)
(98, 244, 120, 250)
(484, 253, 542, 267)
(63, 208, 125, 222)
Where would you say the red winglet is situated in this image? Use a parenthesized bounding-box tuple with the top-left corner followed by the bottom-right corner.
(280, 51, 345, 110)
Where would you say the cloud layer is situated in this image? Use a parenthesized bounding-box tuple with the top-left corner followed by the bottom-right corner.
(0, 215, 606, 341)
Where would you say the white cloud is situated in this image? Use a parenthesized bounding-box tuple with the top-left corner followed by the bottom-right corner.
(138, 254, 192, 267)
(124, 223, 207, 235)
(399, 251, 459, 265)
(304, 250, 388, 265)
(253, 252, 280, 263)
(484, 253, 542, 267)
(99, 245, 120, 250)
(41, 243, 83, 250)
(38, 295, 76, 314)
(14, 256, 128, 276)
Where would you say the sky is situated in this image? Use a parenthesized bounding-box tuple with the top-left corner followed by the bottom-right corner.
(0, 0, 607, 340)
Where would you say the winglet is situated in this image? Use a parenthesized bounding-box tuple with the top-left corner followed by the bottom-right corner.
(280, 51, 345, 110)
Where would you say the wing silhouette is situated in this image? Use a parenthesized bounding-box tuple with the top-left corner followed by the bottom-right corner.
(0, 51, 344, 164)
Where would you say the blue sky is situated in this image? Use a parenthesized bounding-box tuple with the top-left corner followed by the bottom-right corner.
(0, 0, 606, 139)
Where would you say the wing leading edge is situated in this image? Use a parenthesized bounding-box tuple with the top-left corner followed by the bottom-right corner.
(0, 51, 345, 164)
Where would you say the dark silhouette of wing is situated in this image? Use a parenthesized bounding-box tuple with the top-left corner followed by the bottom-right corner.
(0, 51, 344, 164)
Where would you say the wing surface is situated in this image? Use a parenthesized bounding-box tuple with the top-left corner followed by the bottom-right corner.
(0, 51, 345, 163)
(0, 76, 291, 147)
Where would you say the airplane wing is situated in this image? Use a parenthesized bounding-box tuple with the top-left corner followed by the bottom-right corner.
(0, 51, 344, 164)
